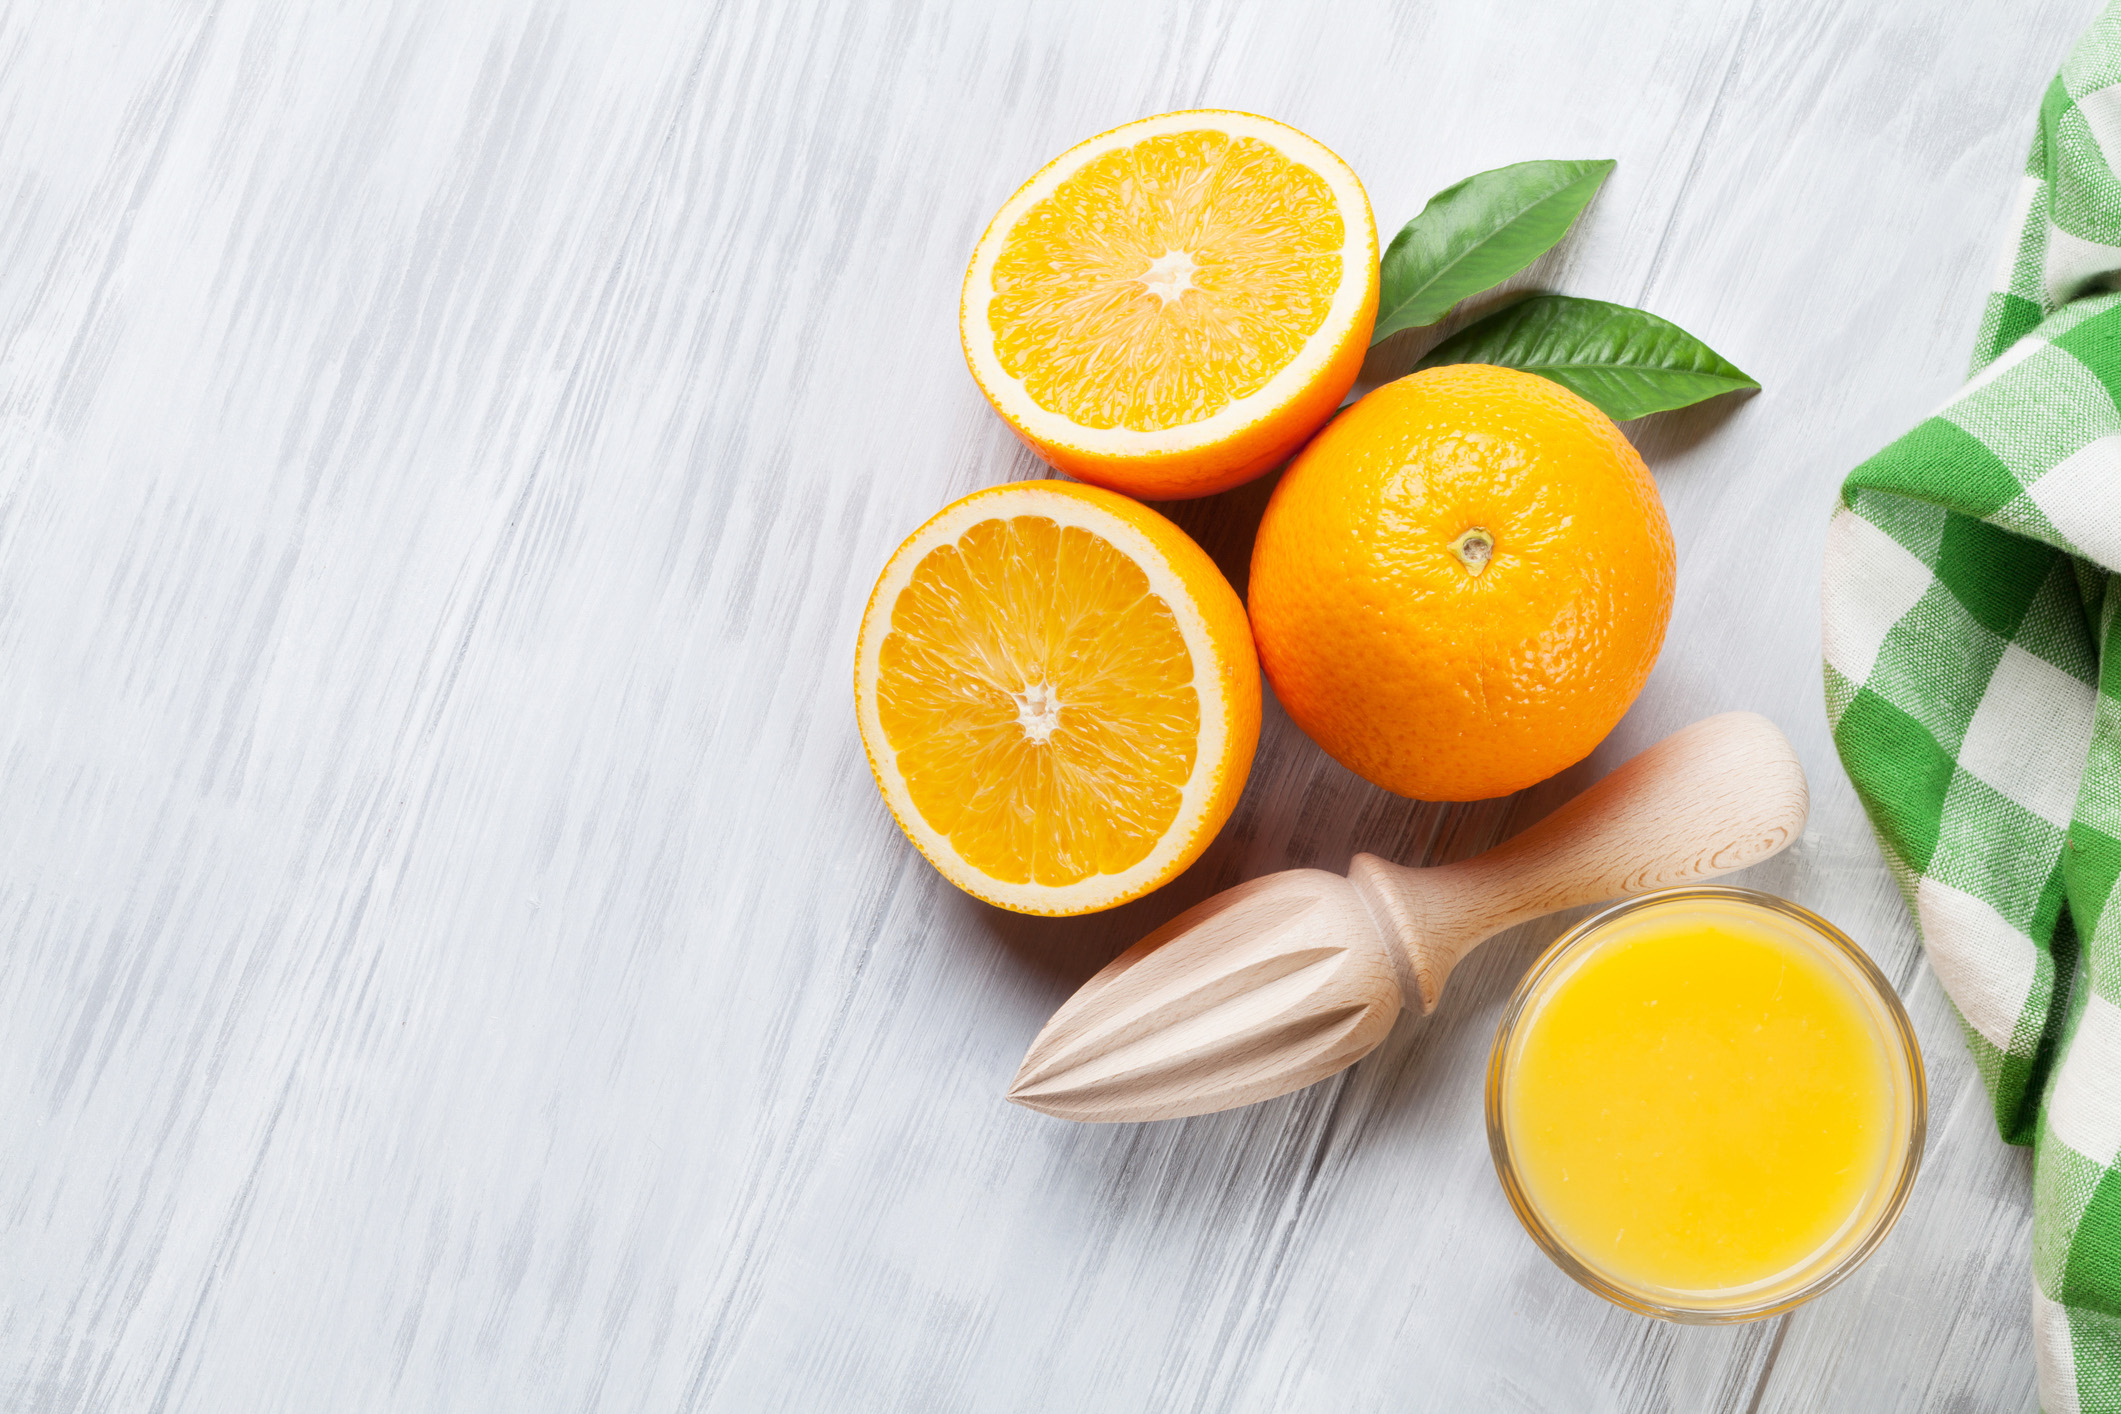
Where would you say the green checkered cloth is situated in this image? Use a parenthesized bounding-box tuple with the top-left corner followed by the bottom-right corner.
(1824, 7, 2121, 1409)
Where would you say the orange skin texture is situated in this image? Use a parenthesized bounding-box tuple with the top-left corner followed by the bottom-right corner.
(980, 276, 1378, 501)
(1248, 365, 1675, 802)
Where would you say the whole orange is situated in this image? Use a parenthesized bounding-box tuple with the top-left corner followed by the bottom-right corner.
(1248, 364, 1675, 801)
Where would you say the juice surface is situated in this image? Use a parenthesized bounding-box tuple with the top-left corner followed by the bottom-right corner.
(1504, 903, 1896, 1294)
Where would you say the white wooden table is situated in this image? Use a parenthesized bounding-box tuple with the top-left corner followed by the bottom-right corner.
(2, 1, 2093, 1409)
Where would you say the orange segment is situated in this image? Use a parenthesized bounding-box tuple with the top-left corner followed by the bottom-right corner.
(855, 481, 1259, 915)
(962, 111, 1378, 501)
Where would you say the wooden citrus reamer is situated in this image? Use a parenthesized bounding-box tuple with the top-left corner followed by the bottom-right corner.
(1008, 712, 1809, 1122)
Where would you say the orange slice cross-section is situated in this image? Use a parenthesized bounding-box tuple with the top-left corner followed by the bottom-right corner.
(962, 111, 1378, 500)
(855, 481, 1259, 915)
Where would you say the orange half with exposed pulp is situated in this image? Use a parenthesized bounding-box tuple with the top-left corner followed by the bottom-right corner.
(961, 110, 1378, 500)
(855, 480, 1259, 914)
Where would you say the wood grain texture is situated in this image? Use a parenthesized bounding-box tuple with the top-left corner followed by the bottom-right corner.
(1009, 713, 1808, 1124)
(0, 0, 2092, 1410)
(1369, 710, 1809, 1009)
(1010, 867, 1404, 1123)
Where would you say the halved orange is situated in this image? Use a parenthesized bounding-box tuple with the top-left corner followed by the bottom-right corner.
(961, 110, 1379, 500)
(854, 480, 1259, 915)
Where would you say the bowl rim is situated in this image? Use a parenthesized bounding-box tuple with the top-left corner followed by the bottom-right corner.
(1484, 884, 1928, 1324)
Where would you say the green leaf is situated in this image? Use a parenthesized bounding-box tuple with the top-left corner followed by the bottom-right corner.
(1413, 294, 1758, 419)
(1372, 159, 1615, 345)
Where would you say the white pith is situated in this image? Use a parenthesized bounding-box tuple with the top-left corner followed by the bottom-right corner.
(961, 110, 1376, 456)
(1010, 680, 1064, 744)
(854, 484, 1234, 915)
(1139, 249, 1199, 306)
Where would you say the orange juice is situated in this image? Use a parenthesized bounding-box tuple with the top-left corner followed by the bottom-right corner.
(1490, 889, 1922, 1317)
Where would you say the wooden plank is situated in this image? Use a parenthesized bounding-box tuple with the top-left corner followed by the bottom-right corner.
(0, 1, 2087, 1410)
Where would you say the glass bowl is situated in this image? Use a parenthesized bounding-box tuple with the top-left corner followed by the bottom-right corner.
(1485, 885, 1926, 1323)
